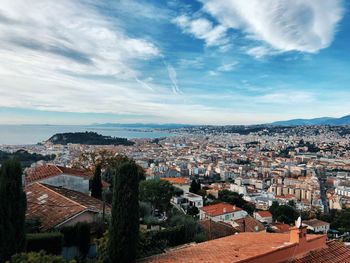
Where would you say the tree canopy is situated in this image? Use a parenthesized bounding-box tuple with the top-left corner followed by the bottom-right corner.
(108, 158, 140, 263)
(0, 159, 27, 262)
(139, 179, 175, 212)
(91, 164, 102, 199)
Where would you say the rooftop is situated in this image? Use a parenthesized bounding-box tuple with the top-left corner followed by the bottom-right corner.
(25, 182, 110, 231)
(140, 231, 324, 263)
(200, 202, 242, 217)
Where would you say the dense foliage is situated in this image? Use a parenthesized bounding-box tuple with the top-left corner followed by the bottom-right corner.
(320, 208, 350, 233)
(98, 214, 204, 260)
(108, 159, 140, 263)
(189, 179, 201, 194)
(47, 131, 134, 145)
(8, 251, 75, 263)
(0, 159, 27, 262)
(26, 232, 63, 255)
(60, 222, 91, 258)
(139, 179, 175, 212)
(91, 164, 102, 199)
(0, 150, 55, 167)
(269, 201, 299, 224)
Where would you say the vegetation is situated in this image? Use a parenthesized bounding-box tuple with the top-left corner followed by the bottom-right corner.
(189, 179, 201, 194)
(218, 189, 256, 215)
(108, 159, 140, 263)
(60, 222, 91, 259)
(26, 232, 63, 255)
(269, 201, 299, 225)
(0, 159, 27, 262)
(8, 251, 74, 263)
(139, 179, 175, 213)
(47, 131, 134, 146)
(319, 208, 350, 233)
(91, 164, 102, 199)
(0, 150, 55, 167)
(98, 213, 204, 260)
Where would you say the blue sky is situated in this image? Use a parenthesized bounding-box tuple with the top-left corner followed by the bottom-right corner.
(0, 0, 349, 125)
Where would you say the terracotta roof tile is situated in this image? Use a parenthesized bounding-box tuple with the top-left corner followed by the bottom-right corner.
(160, 177, 189, 185)
(233, 216, 265, 232)
(139, 232, 316, 263)
(25, 165, 93, 185)
(292, 240, 350, 263)
(25, 183, 109, 231)
(25, 165, 62, 184)
(200, 202, 242, 217)
(26, 183, 85, 231)
(256, 211, 272, 218)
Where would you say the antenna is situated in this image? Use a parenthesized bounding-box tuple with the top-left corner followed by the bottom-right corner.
(295, 216, 302, 228)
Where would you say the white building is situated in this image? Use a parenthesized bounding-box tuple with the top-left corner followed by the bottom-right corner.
(199, 202, 248, 222)
(302, 219, 330, 234)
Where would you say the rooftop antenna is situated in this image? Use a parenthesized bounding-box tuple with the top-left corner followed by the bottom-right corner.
(295, 216, 302, 229)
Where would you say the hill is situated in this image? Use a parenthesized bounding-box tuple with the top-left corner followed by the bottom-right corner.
(47, 131, 134, 146)
(271, 115, 350, 126)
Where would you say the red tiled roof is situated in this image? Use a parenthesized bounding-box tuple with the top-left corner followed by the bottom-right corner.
(256, 211, 272, 218)
(43, 184, 111, 213)
(291, 240, 350, 263)
(234, 216, 265, 232)
(26, 183, 85, 231)
(139, 232, 323, 263)
(25, 165, 100, 185)
(26, 183, 109, 231)
(200, 202, 242, 217)
(26, 165, 62, 184)
(271, 222, 291, 233)
(160, 177, 189, 185)
(57, 166, 92, 178)
(199, 219, 237, 240)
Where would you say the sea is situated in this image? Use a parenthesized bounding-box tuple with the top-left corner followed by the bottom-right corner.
(0, 125, 174, 145)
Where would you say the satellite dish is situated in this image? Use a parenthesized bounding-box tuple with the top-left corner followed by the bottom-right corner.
(295, 216, 302, 228)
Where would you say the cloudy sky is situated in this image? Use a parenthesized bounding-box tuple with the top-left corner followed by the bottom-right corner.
(0, 0, 349, 125)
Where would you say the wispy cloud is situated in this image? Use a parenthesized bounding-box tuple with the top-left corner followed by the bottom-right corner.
(200, 0, 344, 55)
(172, 15, 229, 48)
(164, 61, 181, 95)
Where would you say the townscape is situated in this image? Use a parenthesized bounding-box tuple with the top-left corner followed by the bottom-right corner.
(1, 125, 350, 261)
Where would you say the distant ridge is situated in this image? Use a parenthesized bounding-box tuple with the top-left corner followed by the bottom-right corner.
(92, 123, 193, 129)
(271, 115, 350, 126)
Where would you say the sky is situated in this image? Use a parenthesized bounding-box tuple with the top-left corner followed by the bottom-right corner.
(0, 0, 349, 125)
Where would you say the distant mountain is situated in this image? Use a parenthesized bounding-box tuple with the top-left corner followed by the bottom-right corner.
(92, 123, 193, 129)
(271, 115, 350, 126)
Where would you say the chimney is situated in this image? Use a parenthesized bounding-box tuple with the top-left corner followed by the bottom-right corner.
(289, 226, 307, 245)
(233, 205, 236, 211)
(223, 208, 227, 213)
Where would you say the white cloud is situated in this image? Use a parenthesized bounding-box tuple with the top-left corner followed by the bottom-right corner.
(200, 0, 344, 54)
(164, 62, 181, 94)
(217, 61, 238, 72)
(172, 15, 229, 47)
(257, 91, 315, 104)
(0, 0, 164, 115)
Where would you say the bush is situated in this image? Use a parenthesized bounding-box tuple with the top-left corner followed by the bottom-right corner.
(60, 222, 91, 258)
(26, 232, 63, 255)
(8, 250, 74, 263)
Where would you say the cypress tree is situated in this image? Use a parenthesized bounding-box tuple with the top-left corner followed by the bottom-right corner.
(0, 159, 27, 262)
(108, 159, 140, 263)
(91, 164, 102, 199)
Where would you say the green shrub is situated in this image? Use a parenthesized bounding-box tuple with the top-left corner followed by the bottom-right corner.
(8, 250, 74, 263)
(26, 233, 63, 255)
(60, 222, 91, 258)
